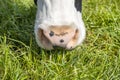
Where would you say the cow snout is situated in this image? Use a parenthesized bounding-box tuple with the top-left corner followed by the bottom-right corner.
(37, 25, 79, 50)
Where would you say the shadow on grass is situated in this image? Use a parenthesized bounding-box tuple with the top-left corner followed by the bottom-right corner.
(0, 0, 41, 51)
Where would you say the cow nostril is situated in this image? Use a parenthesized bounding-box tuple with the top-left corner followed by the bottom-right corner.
(60, 39, 64, 43)
(49, 31, 54, 37)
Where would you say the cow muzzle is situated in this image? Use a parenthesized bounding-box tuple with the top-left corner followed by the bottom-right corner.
(37, 25, 79, 50)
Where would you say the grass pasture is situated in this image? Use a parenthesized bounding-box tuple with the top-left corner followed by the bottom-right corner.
(0, 0, 120, 80)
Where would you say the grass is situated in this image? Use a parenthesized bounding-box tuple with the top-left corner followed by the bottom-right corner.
(0, 0, 120, 80)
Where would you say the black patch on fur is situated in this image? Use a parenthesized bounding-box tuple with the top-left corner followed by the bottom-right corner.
(75, 0, 82, 12)
(34, 0, 37, 5)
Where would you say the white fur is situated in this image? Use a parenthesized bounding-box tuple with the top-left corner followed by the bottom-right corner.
(34, 0, 86, 49)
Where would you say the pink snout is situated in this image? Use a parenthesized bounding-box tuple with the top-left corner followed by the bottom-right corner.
(43, 29, 75, 48)
(37, 25, 79, 50)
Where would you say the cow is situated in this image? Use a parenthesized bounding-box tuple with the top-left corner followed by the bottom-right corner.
(34, 0, 85, 50)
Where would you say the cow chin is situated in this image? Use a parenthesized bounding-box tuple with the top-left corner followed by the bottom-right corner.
(36, 25, 79, 50)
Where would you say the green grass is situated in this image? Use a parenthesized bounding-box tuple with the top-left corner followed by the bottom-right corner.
(0, 0, 120, 80)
